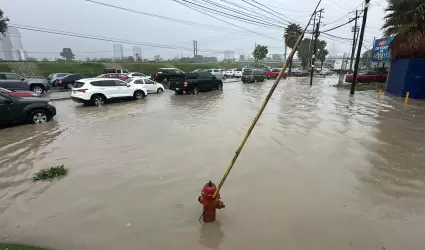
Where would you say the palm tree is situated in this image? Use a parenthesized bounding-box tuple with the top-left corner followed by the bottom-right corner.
(382, 0, 425, 59)
(0, 9, 9, 36)
(284, 23, 302, 75)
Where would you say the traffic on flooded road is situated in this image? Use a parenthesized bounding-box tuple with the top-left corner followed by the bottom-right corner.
(1, 77, 425, 250)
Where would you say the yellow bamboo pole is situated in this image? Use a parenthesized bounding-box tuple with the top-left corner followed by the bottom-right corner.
(405, 92, 410, 104)
(211, 1, 323, 201)
(377, 88, 382, 100)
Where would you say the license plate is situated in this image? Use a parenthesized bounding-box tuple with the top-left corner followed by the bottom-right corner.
(176, 88, 179, 90)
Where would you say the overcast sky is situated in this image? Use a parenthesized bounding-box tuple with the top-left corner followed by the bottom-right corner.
(1, 0, 387, 60)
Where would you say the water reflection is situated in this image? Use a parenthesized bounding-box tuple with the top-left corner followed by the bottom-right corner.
(199, 221, 224, 249)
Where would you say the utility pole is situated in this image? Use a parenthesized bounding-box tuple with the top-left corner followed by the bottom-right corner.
(309, 11, 317, 65)
(193, 40, 196, 60)
(350, 0, 370, 95)
(310, 9, 323, 86)
(349, 10, 359, 71)
(195, 41, 198, 57)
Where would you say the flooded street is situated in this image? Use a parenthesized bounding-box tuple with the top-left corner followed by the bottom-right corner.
(1, 77, 425, 250)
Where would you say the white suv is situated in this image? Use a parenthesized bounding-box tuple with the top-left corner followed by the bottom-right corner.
(207, 69, 224, 80)
(126, 77, 165, 94)
(71, 78, 147, 106)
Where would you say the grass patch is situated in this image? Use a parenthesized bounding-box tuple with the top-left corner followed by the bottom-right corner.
(33, 165, 68, 181)
(0, 243, 48, 250)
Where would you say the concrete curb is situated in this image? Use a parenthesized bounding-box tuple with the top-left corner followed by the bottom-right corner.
(50, 97, 71, 101)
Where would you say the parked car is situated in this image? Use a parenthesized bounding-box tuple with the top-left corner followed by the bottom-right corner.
(96, 73, 130, 81)
(0, 92, 56, 126)
(104, 68, 129, 74)
(218, 69, 226, 79)
(126, 77, 165, 93)
(126, 72, 151, 79)
(225, 69, 236, 77)
(265, 68, 287, 79)
(0, 72, 51, 94)
(47, 73, 71, 85)
(242, 69, 266, 83)
(206, 69, 224, 80)
(56, 74, 86, 89)
(345, 71, 387, 83)
(234, 68, 243, 78)
(71, 78, 147, 106)
(290, 68, 309, 76)
(151, 68, 186, 84)
(169, 71, 223, 95)
(0, 87, 40, 97)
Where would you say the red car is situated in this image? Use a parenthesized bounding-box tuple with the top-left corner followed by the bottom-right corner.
(345, 71, 387, 83)
(0, 87, 40, 97)
(97, 73, 129, 81)
(265, 68, 288, 79)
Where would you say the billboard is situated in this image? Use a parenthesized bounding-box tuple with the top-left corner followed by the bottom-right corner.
(372, 37, 394, 62)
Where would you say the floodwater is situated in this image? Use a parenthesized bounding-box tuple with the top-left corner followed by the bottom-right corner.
(1, 77, 425, 250)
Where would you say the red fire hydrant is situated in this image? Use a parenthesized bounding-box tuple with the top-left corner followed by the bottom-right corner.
(198, 181, 225, 222)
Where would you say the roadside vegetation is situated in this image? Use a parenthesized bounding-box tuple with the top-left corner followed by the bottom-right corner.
(0, 243, 48, 250)
(33, 165, 68, 181)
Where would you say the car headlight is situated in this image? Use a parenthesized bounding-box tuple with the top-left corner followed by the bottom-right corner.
(47, 101, 53, 106)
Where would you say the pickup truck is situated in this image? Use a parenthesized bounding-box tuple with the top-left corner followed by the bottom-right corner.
(151, 68, 185, 84)
(265, 68, 287, 79)
(169, 71, 223, 95)
(0, 72, 50, 94)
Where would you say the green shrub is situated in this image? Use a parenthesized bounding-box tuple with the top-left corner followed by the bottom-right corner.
(33, 165, 68, 181)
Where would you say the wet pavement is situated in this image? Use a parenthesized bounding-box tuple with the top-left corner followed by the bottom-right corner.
(1, 77, 425, 250)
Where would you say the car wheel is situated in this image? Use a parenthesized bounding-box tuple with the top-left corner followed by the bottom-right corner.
(192, 86, 199, 95)
(217, 83, 223, 90)
(163, 78, 169, 84)
(134, 90, 145, 100)
(92, 95, 105, 107)
(157, 88, 164, 93)
(31, 85, 44, 94)
(28, 110, 50, 124)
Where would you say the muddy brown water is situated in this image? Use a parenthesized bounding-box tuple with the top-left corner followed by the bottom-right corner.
(1, 77, 425, 250)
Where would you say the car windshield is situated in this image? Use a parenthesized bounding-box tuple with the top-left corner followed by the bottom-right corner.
(73, 82, 85, 88)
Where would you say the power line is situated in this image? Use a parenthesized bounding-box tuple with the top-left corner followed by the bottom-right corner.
(241, 0, 299, 24)
(321, 16, 360, 33)
(81, 0, 241, 33)
(176, 0, 284, 28)
(10, 24, 248, 54)
(172, 0, 283, 41)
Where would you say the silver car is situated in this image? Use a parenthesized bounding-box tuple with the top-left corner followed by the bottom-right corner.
(0, 72, 50, 94)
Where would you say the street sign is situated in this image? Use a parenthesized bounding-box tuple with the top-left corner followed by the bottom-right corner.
(372, 37, 394, 62)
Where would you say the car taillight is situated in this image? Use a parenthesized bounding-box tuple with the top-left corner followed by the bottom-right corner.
(184, 81, 188, 87)
(155, 74, 158, 78)
(77, 89, 87, 93)
(58, 80, 62, 83)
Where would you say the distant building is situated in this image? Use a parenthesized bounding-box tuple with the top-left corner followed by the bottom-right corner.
(224, 50, 235, 61)
(271, 54, 283, 60)
(239, 55, 245, 61)
(113, 44, 124, 59)
(133, 46, 141, 60)
(0, 27, 27, 61)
